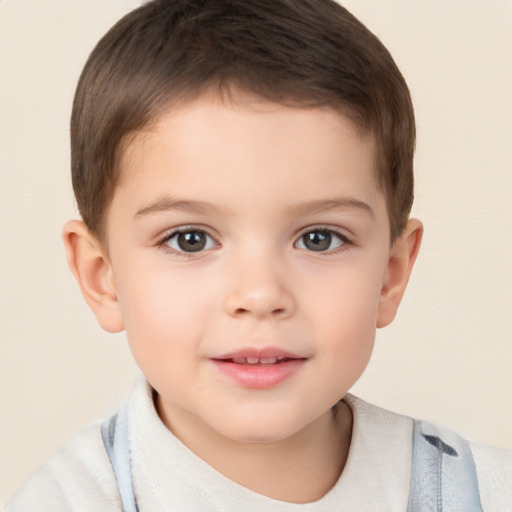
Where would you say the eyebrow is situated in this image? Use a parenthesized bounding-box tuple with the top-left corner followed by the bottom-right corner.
(286, 198, 375, 218)
(135, 197, 216, 218)
(135, 196, 374, 219)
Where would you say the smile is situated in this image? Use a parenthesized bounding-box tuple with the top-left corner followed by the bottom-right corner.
(211, 348, 306, 389)
(231, 356, 288, 365)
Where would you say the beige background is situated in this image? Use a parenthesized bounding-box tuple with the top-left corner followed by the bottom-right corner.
(1, 0, 511, 506)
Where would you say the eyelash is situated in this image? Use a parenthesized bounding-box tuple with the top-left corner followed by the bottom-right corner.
(295, 227, 352, 255)
(158, 226, 218, 259)
(157, 226, 352, 258)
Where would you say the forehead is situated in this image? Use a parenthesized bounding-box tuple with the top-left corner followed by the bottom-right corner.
(113, 91, 386, 224)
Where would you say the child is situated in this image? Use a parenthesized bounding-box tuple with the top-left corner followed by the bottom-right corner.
(5, 0, 511, 510)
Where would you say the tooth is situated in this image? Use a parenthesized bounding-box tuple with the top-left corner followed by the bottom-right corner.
(260, 357, 277, 364)
(246, 357, 260, 364)
(233, 357, 247, 364)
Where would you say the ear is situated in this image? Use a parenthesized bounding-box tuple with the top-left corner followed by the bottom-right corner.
(62, 220, 124, 333)
(377, 218, 423, 328)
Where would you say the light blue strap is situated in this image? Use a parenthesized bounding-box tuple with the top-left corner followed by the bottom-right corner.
(408, 419, 482, 512)
(101, 404, 139, 512)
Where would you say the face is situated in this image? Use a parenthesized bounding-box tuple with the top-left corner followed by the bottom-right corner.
(105, 92, 394, 445)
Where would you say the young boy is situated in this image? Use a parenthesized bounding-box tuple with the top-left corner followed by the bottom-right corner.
(6, 0, 511, 510)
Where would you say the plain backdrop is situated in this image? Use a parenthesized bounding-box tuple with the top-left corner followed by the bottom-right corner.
(1, 0, 511, 506)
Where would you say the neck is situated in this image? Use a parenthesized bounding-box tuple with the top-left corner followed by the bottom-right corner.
(156, 397, 353, 504)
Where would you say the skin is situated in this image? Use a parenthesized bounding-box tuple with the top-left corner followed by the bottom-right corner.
(64, 91, 422, 503)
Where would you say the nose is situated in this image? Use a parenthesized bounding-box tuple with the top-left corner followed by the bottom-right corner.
(223, 252, 296, 320)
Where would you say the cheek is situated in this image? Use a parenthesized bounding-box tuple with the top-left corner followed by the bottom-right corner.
(114, 260, 214, 363)
(303, 262, 384, 357)
(304, 257, 384, 321)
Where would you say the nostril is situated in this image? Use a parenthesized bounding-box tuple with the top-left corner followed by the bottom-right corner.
(233, 306, 286, 317)
(225, 290, 294, 319)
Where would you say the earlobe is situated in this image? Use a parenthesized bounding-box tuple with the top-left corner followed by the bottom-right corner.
(377, 218, 423, 328)
(62, 220, 124, 333)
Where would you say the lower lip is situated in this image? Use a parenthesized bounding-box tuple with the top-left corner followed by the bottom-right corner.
(212, 359, 305, 389)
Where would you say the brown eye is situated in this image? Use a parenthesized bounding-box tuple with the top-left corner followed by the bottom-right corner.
(296, 229, 345, 252)
(165, 230, 215, 253)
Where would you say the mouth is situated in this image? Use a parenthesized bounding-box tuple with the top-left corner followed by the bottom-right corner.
(224, 355, 294, 365)
(211, 349, 306, 389)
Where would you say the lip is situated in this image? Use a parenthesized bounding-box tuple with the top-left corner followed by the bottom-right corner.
(214, 347, 302, 361)
(211, 347, 306, 389)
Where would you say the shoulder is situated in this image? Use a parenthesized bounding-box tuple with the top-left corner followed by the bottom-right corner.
(338, 395, 413, 510)
(470, 440, 512, 512)
(344, 395, 512, 511)
(5, 420, 120, 512)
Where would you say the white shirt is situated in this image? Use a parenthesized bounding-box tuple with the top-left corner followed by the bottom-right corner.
(6, 380, 512, 511)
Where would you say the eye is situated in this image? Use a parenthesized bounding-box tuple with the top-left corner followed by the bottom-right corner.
(295, 229, 347, 252)
(163, 229, 216, 253)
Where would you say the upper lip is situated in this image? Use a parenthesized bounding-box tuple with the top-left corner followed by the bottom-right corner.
(212, 347, 305, 361)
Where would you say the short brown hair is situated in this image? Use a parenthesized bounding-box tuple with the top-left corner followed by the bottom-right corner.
(71, 0, 415, 242)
